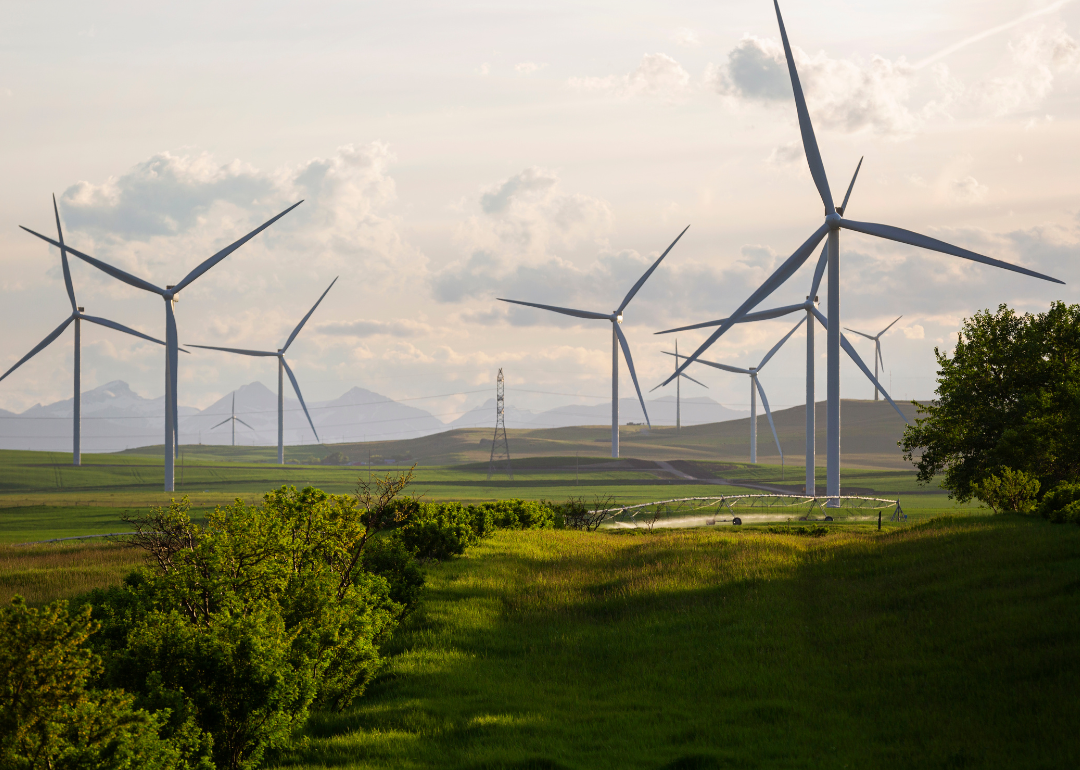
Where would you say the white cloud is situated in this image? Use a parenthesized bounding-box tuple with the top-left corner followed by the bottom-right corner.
(515, 62, 547, 75)
(478, 62, 490, 76)
(966, 25, 1080, 116)
(317, 318, 432, 338)
(672, 28, 702, 48)
(903, 325, 925, 339)
(569, 53, 691, 100)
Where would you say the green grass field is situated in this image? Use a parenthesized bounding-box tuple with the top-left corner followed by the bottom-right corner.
(259, 515, 1080, 770)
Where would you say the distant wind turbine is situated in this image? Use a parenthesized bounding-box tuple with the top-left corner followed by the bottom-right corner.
(669, 318, 805, 464)
(2, 196, 166, 466)
(650, 339, 707, 432)
(661, 1, 1062, 505)
(212, 393, 254, 447)
(188, 277, 337, 464)
(499, 226, 688, 457)
(844, 316, 902, 401)
(22, 199, 303, 491)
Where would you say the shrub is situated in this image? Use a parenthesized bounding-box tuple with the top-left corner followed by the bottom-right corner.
(1037, 481, 1080, 524)
(972, 468, 1040, 514)
(0, 597, 195, 770)
(560, 495, 620, 532)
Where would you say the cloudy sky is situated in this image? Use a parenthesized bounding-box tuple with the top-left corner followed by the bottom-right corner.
(1, 0, 1078, 428)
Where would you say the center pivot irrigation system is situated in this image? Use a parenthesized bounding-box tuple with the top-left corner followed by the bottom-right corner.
(602, 495, 906, 529)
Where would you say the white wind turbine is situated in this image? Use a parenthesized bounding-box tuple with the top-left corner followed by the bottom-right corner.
(21, 200, 302, 491)
(650, 339, 708, 432)
(498, 226, 688, 458)
(669, 318, 805, 464)
(1, 196, 167, 466)
(844, 316, 902, 401)
(211, 393, 254, 447)
(188, 277, 337, 464)
(662, 1, 1062, 504)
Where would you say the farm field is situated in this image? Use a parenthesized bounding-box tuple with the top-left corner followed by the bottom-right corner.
(268, 515, 1080, 769)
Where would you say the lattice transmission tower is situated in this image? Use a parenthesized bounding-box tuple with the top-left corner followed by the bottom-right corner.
(488, 368, 513, 480)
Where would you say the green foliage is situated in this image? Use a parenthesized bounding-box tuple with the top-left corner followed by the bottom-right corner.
(972, 468, 1041, 514)
(0, 596, 189, 770)
(397, 499, 556, 562)
(901, 302, 1080, 501)
(1037, 481, 1080, 524)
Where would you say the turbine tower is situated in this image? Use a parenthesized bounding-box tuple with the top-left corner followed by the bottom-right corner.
(22, 200, 302, 491)
(845, 316, 902, 400)
(1, 196, 166, 466)
(189, 278, 336, 464)
(211, 393, 254, 447)
(498, 226, 688, 458)
(661, 1, 1062, 505)
(649, 339, 708, 432)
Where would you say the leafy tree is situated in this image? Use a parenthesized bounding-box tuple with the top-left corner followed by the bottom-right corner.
(901, 302, 1080, 501)
(0, 597, 194, 770)
(1037, 481, 1080, 524)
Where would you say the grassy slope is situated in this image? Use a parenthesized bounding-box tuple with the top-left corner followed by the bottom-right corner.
(275, 516, 1080, 770)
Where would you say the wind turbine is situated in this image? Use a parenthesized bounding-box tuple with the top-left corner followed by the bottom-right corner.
(21, 200, 303, 491)
(188, 277, 336, 464)
(650, 339, 707, 432)
(670, 318, 804, 464)
(498, 226, 688, 458)
(211, 393, 254, 447)
(661, 1, 1062, 505)
(844, 316, 901, 400)
(1, 196, 166, 466)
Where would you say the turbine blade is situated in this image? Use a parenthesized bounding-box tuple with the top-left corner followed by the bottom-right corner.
(808, 242, 828, 298)
(0, 316, 74, 383)
(282, 276, 338, 353)
(838, 157, 863, 216)
(173, 201, 303, 293)
(879, 315, 903, 336)
(53, 195, 78, 313)
(235, 418, 255, 430)
(654, 302, 808, 335)
(773, 0, 834, 213)
(841, 218, 1064, 284)
(811, 307, 909, 424)
(211, 417, 232, 430)
(617, 225, 690, 313)
(842, 327, 877, 341)
(758, 316, 807, 370)
(79, 315, 166, 346)
(664, 352, 750, 375)
(877, 342, 885, 373)
(282, 357, 320, 442)
(657, 223, 829, 387)
(614, 323, 650, 428)
(498, 298, 613, 321)
(754, 377, 783, 459)
(186, 344, 279, 357)
(20, 226, 164, 295)
(680, 373, 709, 388)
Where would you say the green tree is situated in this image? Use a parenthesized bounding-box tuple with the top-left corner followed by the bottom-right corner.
(901, 302, 1080, 501)
(0, 597, 190, 770)
(971, 468, 1040, 514)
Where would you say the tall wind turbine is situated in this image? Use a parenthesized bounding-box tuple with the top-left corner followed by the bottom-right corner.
(844, 316, 901, 400)
(188, 277, 336, 464)
(211, 393, 254, 447)
(1, 196, 166, 466)
(670, 318, 804, 463)
(662, 1, 1062, 504)
(21, 200, 302, 491)
(650, 339, 708, 432)
(498, 226, 688, 458)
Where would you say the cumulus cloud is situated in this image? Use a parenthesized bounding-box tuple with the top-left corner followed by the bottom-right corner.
(569, 53, 691, 100)
(672, 28, 702, 48)
(515, 62, 547, 75)
(316, 318, 432, 338)
(56, 142, 416, 287)
(966, 25, 1080, 116)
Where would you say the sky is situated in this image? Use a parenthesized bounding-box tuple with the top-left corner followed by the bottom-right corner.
(1, 0, 1079, 429)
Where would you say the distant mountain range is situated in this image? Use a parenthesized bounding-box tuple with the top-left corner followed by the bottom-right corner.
(0, 380, 748, 452)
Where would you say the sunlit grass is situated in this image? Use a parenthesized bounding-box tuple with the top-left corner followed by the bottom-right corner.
(0, 540, 142, 605)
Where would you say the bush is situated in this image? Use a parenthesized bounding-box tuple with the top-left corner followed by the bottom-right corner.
(0, 597, 195, 770)
(972, 468, 1040, 514)
(559, 496, 620, 532)
(1037, 481, 1080, 524)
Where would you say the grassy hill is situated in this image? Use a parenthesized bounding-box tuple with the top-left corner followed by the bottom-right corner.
(119, 398, 919, 469)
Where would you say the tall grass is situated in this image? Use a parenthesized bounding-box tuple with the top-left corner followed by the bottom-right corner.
(275, 515, 1080, 769)
(0, 540, 142, 605)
